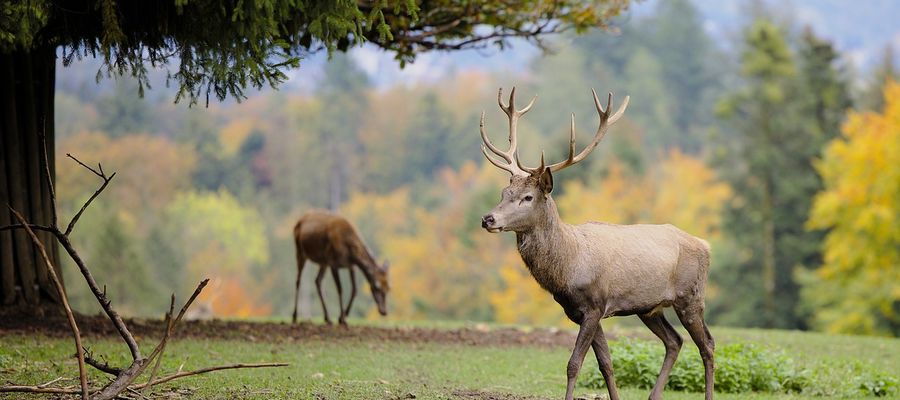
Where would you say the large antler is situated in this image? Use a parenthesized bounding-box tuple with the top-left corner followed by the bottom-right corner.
(480, 87, 537, 176)
(522, 89, 629, 174)
(481, 87, 629, 176)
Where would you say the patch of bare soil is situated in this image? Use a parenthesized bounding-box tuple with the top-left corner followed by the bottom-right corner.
(449, 390, 609, 400)
(0, 311, 590, 349)
(450, 389, 550, 399)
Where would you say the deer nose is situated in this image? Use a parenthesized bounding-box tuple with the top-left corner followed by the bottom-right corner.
(482, 214, 495, 228)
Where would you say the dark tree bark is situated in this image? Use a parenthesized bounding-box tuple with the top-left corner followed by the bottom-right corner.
(0, 46, 61, 309)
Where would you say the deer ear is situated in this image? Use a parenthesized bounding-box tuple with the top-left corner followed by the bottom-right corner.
(539, 167, 553, 194)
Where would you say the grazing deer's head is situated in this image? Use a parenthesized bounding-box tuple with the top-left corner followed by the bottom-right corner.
(480, 87, 629, 233)
(371, 261, 390, 315)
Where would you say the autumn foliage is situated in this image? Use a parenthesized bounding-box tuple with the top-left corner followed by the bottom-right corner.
(802, 81, 900, 335)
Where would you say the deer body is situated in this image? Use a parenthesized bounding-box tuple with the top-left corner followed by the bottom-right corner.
(479, 88, 715, 400)
(518, 217, 710, 318)
(292, 210, 389, 325)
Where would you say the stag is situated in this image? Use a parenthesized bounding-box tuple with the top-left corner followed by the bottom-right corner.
(479, 88, 715, 400)
(292, 210, 389, 326)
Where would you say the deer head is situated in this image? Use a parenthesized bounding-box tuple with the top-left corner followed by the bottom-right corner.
(480, 87, 629, 233)
(370, 261, 390, 315)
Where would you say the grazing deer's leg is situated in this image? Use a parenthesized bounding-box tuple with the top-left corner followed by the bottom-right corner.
(345, 266, 357, 317)
(639, 313, 683, 400)
(292, 255, 307, 324)
(591, 322, 620, 400)
(331, 267, 346, 326)
(565, 311, 602, 400)
(315, 265, 332, 325)
(675, 304, 715, 400)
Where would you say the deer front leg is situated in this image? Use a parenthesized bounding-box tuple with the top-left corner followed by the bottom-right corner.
(591, 322, 620, 400)
(565, 311, 602, 400)
(344, 266, 357, 317)
(315, 265, 332, 325)
(331, 267, 346, 326)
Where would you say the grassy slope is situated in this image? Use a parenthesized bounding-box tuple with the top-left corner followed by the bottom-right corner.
(1, 322, 898, 399)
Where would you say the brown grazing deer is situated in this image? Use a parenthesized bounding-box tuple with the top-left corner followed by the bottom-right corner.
(292, 210, 389, 326)
(479, 88, 715, 400)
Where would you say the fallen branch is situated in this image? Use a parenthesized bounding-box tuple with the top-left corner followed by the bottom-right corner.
(0, 385, 85, 395)
(36, 377, 70, 389)
(130, 363, 291, 390)
(0, 363, 289, 395)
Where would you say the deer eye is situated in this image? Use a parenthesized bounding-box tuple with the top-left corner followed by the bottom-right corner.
(523, 195, 534, 202)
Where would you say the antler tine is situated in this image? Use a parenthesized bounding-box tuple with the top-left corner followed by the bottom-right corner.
(543, 89, 629, 173)
(482, 145, 516, 174)
(498, 87, 511, 114)
(609, 95, 630, 125)
(481, 111, 511, 163)
(480, 87, 538, 176)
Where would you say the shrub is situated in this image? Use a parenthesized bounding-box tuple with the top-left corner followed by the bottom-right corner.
(579, 339, 812, 394)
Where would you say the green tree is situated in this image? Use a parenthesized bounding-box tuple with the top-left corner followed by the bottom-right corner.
(97, 80, 157, 137)
(858, 45, 898, 111)
(64, 207, 165, 316)
(648, 0, 724, 152)
(713, 19, 799, 328)
(569, 0, 723, 152)
(1, 0, 630, 311)
(713, 22, 850, 329)
(156, 189, 271, 311)
(402, 92, 477, 186)
(314, 53, 370, 210)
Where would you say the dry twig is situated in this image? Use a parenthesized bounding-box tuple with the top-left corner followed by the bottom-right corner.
(130, 363, 291, 390)
(8, 207, 89, 398)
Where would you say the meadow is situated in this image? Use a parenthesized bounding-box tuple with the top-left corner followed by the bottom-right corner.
(2, 319, 897, 399)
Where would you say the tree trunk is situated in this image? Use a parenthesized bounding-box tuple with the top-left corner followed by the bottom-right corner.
(0, 46, 62, 310)
(761, 176, 776, 328)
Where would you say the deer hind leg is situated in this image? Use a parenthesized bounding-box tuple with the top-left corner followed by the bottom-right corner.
(639, 312, 683, 400)
(565, 312, 602, 400)
(330, 267, 346, 326)
(292, 255, 307, 324)
(315, 265, 332, 325)
(344, 266, 357, 317)
(591, 322, 620, 400)
(675, 303, 715, 400)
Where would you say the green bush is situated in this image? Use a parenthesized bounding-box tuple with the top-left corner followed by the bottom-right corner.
(579, 339, 812, 394)
(840, 362, 898, 398)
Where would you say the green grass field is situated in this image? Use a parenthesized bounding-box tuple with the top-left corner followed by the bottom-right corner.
(1, 321, 898, 399)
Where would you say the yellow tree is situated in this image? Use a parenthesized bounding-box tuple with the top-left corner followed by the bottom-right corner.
(161, 190, 272, 317)
(652, 149, 732, 239)
(802, 81, 900, 336)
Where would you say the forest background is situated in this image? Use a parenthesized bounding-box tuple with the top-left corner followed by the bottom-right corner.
(53, 0, 900, 336)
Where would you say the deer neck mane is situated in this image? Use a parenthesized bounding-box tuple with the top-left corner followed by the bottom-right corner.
(515, 195, 576, 294)
(350, 237, 382, 281)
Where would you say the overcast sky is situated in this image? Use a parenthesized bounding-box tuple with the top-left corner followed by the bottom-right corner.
(280, 0, 900, 93)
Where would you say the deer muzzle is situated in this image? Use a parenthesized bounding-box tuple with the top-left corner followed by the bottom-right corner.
(482, 214, 502, 233)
